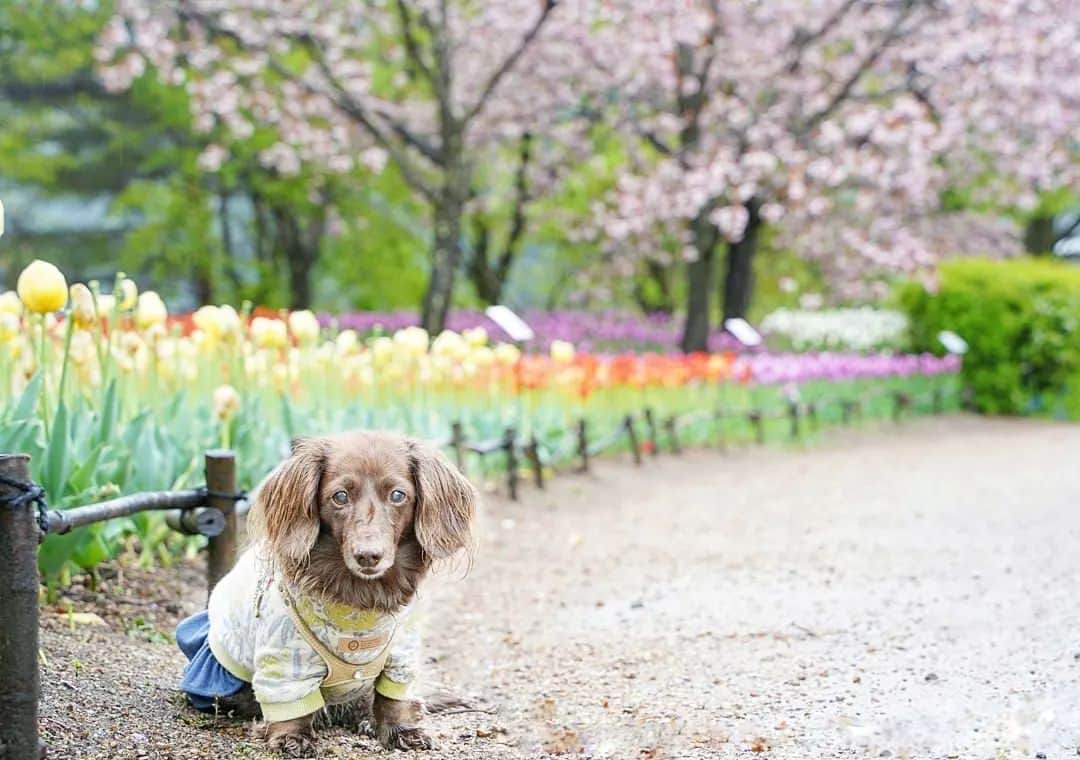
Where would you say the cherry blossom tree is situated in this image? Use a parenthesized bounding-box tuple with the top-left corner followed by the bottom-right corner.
(97, 0, 601, 332)
(591, 0, 1078, 350)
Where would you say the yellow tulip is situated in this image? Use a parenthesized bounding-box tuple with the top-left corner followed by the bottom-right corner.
(250, 316, 288, 349)
(135, 291, 168, 330)
(431, 330, 467, 359)
(493, 343, 521, 365)
(471, 345, 495, 367)
(95, 293, 116, 316)
(288, 310, 320, 346)
(463, 326, 488, 348)
(0, 312, 19, 343)
(393, 326, 429, 358)
(213, 384, 241, 421)
(69, 330, 96, 366)
(216, 305, 241, 336)
(335, 329, 359, 355)
(117, 276, 138, 311)
(16, 260, 68, 313)
(550, 339, 575, 363)
(0, 291, 22, 315)
(69, 283, 96, 329)
(370, 336, 395, 366)
(193, 305, 222, 337)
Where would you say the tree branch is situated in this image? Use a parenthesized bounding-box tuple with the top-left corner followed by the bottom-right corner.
(786, 0, 860, 74)
(461, 0, 559, 125)
(394, 0, 437, 87)
(799, 0, 929, 135)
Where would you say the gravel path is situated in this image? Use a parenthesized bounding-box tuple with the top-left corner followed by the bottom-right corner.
(40, 416, 1080, 759)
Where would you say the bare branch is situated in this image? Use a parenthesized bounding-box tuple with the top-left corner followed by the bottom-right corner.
(394, 0, 437, 87)
(786, 0, 860, 74)
(461, 0, 558, 125)
(799, 1, 930, 135)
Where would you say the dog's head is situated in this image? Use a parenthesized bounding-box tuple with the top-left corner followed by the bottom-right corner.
(249, 431, 476, 579)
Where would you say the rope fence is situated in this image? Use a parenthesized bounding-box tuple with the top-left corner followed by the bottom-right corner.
(0, 380, 959, 759)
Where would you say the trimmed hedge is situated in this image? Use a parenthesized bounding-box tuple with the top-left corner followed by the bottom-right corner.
(899, 258, 1080, 418)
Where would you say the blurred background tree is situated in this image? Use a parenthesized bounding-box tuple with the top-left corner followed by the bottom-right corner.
(1, 0, 1077, 333)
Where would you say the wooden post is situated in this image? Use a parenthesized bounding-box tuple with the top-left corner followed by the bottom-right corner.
(576, 418, 590, 473)
(714, 409, 727, 452)
(788, 402, 801, 441)
(205, 450, 237, 598)
(503, 428, 519, 501)
(748, 410, 765, 445)
(643, 408, 659, 457)
(0, 454, 41, 760)
(450, 421, 465, 472)
(524, 435, 545, 489)
(892, 392, 907, 424)
(664, 416, 681, 454)
(624, 415, 642, 466)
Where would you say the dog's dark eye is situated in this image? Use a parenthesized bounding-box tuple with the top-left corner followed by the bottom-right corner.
(389, 489, 407, 505)
(331, 490, 349, 506)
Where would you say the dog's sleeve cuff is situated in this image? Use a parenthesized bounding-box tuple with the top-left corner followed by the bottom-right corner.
(374, 675, 410, 701)
(260, 690, 325, 723)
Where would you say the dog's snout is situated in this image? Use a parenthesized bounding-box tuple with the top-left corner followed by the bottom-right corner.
(353, 549, 383, 568)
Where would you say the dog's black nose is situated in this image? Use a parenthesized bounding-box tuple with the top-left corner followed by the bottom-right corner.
(354, 550, 383, 568)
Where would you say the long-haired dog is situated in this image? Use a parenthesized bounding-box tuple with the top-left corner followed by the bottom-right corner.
(176, 431, 476, 757)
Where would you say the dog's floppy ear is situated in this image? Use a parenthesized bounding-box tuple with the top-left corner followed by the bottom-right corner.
(249, 436, 327, 564)
(407, 438, 477, 561)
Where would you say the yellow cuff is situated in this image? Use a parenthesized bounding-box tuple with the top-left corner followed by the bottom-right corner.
(260, 689, 325, 723)
(374, 675, 410, 701)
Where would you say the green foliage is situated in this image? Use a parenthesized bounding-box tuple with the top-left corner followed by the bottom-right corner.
(899, 257, 1080, 417)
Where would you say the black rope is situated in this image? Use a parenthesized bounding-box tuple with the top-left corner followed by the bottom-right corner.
(203, 488, 248, 503)
(0, 473, 50, 534)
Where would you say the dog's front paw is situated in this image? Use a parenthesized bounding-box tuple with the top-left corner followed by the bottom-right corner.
(265, 720, 317, 758)
(377, 723, 433, 751)
(268, 731, 316, 758)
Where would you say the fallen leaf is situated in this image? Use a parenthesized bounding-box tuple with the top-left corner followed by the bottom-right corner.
(69, 612, 107, 627)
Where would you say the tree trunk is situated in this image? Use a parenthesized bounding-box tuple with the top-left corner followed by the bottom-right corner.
(193, 270, 213, 305)
(421, 188, 465, 334)
(680, 210, 720, 353)
(721, 198, 762, 322)
(272, 204, 324, 310)
(467, 218, 502, 305)
(1023, 215, 1055, 255)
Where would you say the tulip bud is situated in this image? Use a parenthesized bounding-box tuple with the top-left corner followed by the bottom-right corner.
(69, 283, 96, 329)
(550, 339, 575, 364)
(0, 291, 22, 316)
(287, 309, 321, 346)
(117, 276, 138, 311)
(135, 291, 168, 330)
(213, 384, 241, 421)
(16, 260, 68, 314)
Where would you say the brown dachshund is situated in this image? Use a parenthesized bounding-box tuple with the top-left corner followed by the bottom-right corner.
(188, 431, 476, 757)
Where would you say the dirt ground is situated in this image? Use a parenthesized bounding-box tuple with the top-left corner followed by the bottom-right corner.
(38, 415, 1080, 759)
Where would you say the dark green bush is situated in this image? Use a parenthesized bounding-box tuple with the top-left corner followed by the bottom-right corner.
(899, 258, 1080, 418)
